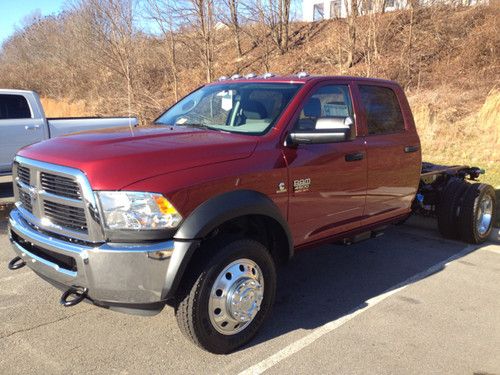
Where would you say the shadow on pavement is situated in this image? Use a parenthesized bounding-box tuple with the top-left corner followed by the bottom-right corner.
(248, 227, 480, 350)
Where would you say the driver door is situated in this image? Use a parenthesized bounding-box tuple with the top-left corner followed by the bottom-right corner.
(284, 83, 367, 246)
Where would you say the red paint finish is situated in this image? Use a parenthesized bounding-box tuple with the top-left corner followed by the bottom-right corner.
(18, 76, 422, 250)
(19, 126, 259, 190)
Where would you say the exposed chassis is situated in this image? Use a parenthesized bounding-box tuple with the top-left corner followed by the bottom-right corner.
(414, 162, 484, 216)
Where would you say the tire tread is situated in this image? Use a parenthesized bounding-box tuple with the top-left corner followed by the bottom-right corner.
(437, 179, 469, 239)
(174, 238, 276, 354)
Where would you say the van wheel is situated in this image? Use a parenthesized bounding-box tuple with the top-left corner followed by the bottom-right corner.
(175, 239, 276, 354)
(437, 180, 469, 239)
(458, 183, 496, 244)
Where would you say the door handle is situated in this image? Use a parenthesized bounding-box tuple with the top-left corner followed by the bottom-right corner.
(404, 145, 419, 153)
(345, 152, 365, 162)
(25, 125, 41, 130)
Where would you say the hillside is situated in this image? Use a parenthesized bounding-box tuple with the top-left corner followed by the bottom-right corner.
(1, 3, 499, 185)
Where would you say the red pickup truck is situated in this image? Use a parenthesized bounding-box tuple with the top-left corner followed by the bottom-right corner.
(7, 74, 496, 353)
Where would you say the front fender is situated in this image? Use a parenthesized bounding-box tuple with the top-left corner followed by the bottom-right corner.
(175, 190, 291, 243)
(162, 190, 292, 300)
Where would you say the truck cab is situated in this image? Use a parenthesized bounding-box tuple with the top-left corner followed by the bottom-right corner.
(0, 90, 47, 175)
(5, 74, 495, 354)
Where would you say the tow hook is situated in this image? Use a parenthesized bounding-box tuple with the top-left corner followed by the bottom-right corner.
(60, 287, 88, 307)
(8, 256, 26, 270)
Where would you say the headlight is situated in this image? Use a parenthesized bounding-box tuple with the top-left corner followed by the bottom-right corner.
(97, 191, 182, 231)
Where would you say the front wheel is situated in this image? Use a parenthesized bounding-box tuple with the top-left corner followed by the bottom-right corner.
(175, 238, 276, 354)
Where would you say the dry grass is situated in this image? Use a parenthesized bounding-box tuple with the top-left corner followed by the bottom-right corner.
(410, 87, 500, 187)
(40, 97, 95, 118)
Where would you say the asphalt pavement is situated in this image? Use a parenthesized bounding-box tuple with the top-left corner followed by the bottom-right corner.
(0, 210, 499, 375)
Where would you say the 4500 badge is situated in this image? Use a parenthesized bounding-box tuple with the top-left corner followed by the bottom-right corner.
(293, 178, 311, 193)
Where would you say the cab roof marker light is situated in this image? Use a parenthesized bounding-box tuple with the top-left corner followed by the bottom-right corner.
(244, 73, 257, 79)
(297, 71, 309, 78)
(262, 72, 275, 79)
(218, 76, 228, 81)
(230, 74, 242, 80)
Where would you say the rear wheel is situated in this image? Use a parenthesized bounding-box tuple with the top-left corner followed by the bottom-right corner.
(175, 238, 276, 354)
(437, 179, 469, 239)
(458, 183, 496, 244)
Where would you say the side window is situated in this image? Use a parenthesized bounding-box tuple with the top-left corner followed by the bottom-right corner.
(0, 94, 32, 120)
(313, 3, 324, 21)
(296, 85, 353, 131)
(359, 85, 405, 135)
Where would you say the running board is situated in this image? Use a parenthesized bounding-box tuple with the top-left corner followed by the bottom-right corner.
(342, 227, 386, 245)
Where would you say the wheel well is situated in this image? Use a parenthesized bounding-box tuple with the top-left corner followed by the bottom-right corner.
(170, 214, 291, 303)
(205, 215, 291, 266)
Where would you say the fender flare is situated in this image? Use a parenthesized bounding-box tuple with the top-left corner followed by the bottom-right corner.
(162, 190, 293, 300)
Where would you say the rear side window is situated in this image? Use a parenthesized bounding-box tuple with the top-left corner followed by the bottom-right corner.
(0, 94, 32, 119)
(359, 85, 404, 135)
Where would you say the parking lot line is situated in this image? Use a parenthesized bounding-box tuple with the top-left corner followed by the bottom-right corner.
(239, 244, 477, 375)
(484, 246, 500, 255)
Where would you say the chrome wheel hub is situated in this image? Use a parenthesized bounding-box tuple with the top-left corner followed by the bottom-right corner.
(476, 195, 493, 236)
(208, 259, 264, 335)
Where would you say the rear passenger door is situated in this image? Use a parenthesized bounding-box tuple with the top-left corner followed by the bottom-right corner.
(357, 84, 421, 225)
(0, 94, 44, 173)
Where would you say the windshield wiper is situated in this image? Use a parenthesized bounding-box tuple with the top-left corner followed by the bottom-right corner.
(180, 123, 220, 131)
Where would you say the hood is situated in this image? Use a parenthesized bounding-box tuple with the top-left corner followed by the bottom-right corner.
(18, 125, 258, 190)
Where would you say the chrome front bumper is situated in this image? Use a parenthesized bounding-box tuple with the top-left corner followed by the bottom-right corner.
(8, 209, 174, 310)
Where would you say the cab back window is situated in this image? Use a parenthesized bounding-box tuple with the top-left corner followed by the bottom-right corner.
(359, 85, 404, 135)
(0, 94, 32, 119)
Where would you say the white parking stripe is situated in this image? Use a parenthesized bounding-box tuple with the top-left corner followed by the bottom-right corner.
(239, 244, 477, 375)
(485, 247, 500, 255)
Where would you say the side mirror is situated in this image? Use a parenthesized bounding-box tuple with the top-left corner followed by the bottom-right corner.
(288, 116, 353, 145)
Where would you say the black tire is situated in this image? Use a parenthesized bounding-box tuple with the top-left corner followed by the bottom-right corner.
(437, 179, 469, 239)
(175, 238, 276, 354)
(458, 183, 496, 244)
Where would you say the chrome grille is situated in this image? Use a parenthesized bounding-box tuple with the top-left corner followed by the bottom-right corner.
(41, 172, 82, 200)
(13, 156, 104, 242)
(17, 166, 30, 185)
(43, 201, 87, 232)
(19, 190, 33, 212)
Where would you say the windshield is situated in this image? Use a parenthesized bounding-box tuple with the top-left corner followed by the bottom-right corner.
(155, 82, 303, 135)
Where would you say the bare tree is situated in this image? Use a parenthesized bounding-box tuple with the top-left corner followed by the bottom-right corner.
(344, 0, 358, 67)
(76, 0, 138, 117)
(145, 0, 180, 100)
(247, 0, 292, 54)
(403, 0, 419, 86)
(219, 0, 243, 57)
(181, 0, 216, 82)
